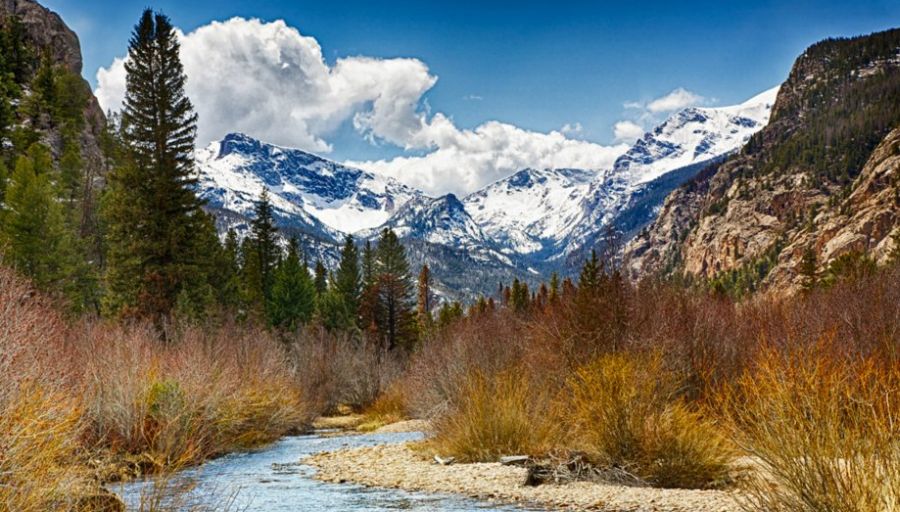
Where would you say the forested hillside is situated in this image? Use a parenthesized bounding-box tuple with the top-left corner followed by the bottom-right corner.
(625, 28, 900, 296)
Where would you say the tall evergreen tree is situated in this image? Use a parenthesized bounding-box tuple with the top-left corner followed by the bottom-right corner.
(0, 145, 92, 309)
(549, 271, 560, 303)
(102, 9, 212, 322)
(314, 259, 328, 295)
(417, 264, 434, 332)
(249, 188, 279, 301)
(374, 229, 417, 351)
(361, 240, 376, 288)
(334, 234, 361, 314)
(578, 250, 602, 296)
(799, 247, 819, 291)
(268, 238, 315, 331)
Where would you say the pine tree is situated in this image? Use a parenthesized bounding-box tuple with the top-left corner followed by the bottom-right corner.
(314, 259, 328, 295)
(249, 188, 279, 301)
(334, 234, 361, 315)
(549, 272, 560, 303)
(361, 240, 376, 288)
(509, 278, 530, 313)
(417, 264, 434, 333)
(102, 10, 209, 322)
(217, 229, 242, 308)
(0, 146, 92, 309)
(799, 247, 818, 291)
(578, 250, 601, 295)
(374, 229, 417, 350)
(317, 289, 356, 333)
(358, 239, 379, 331)
(889, 228, 900, 266)
(268, 238, 315, 331)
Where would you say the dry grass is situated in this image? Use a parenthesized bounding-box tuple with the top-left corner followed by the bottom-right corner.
(358, 384, 408, 432)
(564, 352, 735, 489)
(0, 385, 88, 512)
(426, 370, 557, 462)
(720, 342, 900, 512)
(75, 321, 312, 474)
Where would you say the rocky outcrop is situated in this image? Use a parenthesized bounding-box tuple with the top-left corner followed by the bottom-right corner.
(0, 0, 82, 73)
(625, 28, 900, 295)
(0, 0, 106, 152)
(0, 0, 107, 218)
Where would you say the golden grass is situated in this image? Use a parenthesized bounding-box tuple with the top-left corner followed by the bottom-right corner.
(720, 343, 900, 512)
(358, 384, 408, 432)
(427, 370, 558, 462)
(565, 353, 735, 489)
(0, 384, 89, 512)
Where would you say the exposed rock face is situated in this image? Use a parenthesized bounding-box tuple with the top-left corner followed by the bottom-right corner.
(625, 28, 900, 295)
(0, 0, 82, 73)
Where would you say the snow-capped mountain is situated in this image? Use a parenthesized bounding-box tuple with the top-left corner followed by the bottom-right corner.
(196, 133, 422, 239)
(195, 87, 778, 299)
(464, 86, 779, 265)
(611, 87, 778, 185)
(464, 168, 598, 256)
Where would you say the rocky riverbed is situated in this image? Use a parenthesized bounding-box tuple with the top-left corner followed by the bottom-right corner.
(305, 441, 742, 511)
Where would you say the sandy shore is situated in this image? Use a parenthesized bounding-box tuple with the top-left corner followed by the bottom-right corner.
(304, 441, 742, 511)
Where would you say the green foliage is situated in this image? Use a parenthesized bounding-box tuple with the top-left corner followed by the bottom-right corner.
(373, 228, 418, 351)
(316, 288, 357, 333)
(748, 28, 900, 186)
(509, 278, 530, 314)
(820, 251, 877, 288)
(313, 259, 327, 295)
(267, 239, 315, 331)
(333, 235, 361, 317)
(437, 300, 464, 328)
(0, 145, 94, 310)
(248, 188, 279, 300)
(102, 10, 210, 323)
(706, 239, 786, 299)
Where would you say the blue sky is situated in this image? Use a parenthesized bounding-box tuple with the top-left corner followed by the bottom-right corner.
(42, 0, 900, 194)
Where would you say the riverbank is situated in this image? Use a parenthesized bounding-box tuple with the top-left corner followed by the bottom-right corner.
(305, 441, 741, 511)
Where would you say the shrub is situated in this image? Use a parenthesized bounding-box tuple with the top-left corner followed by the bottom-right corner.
(0, 385, 87, 512)
(358, 384, 408, 431)
(77, 321, 311, 473)
(565, 352, 735, 489)
(427, 370, 557, 462)
(721, 343, 900, 512)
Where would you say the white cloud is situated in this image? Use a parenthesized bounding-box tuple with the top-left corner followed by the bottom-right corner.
(645, 87, 705, 113)
(96, 18, 437, 153)
(610, 87, 706, 143)
(95, 17, 628, 196)
(348, 122, 628, 196)
(613, 120, 644, 143)
(560, 122, 583, 136)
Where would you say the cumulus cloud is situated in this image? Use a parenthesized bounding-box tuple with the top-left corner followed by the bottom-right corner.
(96, 18, 437, 153)
(95, 17, 627, 196)
(613, 120, 644, 143)
(645, 87, 705, 113)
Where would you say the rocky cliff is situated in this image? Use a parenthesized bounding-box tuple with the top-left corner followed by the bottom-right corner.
(0, 0, 106, 181)
(625, 28, 900, 295)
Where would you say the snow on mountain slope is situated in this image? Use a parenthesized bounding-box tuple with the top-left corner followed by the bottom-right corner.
(195, 133, 422, 237)
(462, 87, 779, 262)
(463, 168, 600, 255)
(613, 86, 779, 185)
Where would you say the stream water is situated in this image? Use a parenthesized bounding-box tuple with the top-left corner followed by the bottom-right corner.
(113, 431, 538, 511)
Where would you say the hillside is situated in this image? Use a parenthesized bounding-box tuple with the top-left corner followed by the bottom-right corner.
(625, 28, 900, 295)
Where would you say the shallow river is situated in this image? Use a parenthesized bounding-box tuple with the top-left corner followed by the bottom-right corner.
(114, 431, 538, 511)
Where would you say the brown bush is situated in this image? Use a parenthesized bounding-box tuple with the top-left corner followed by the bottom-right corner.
(719, 341, 900, 512)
